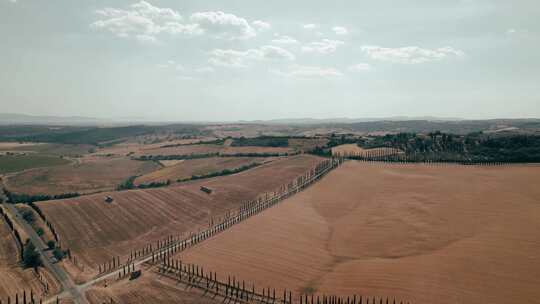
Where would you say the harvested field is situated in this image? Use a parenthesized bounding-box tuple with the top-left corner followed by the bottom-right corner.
(158, 160, 184, 167)
(331, 144, 399, 157)
(136, 144, 293, 157)
(0, 143, 93, 157)
(331, 144, 364, 155)
(0, 142, 43, 150)
(85, 269, 219, 304)
(92, 138, 216, 157)
(0, 215, 59, 300)
(37, 155, 323, 282)
(5, 157, 159, 195)
(177, 161, 540, 304)
(0, 154, 71, 174)
(136, 144, 224, 156)
(288, 138, 328, 152)
(135, 157, 271, 185)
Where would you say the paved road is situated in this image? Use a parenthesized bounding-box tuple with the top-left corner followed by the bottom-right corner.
(3, 203, 88, 304)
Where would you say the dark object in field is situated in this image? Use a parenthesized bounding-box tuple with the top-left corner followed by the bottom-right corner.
(129, 270, 141, 280)
(200, 186, 212, 194)
(104, 196, 114, 203)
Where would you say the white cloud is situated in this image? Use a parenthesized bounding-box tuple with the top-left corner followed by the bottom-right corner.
(303, 24, 318, 30)
(190, 11, 255, 40)
(252, 20, 271, 31)
(209, 46, 295, 68)
(361, 46, 465, 64)
(273, 65, 343, 78)
(129, 1, 182, 21)
(348, 63, 371, 71)
(272, 35, 299, 45)
(332, 26, 349, 35)
(92, 2, 259, 41)
(91, 1, 200, 41)
(302, 39, 344, 54)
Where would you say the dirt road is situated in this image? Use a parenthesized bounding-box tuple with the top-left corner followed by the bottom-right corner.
(3, 204, 88, 304)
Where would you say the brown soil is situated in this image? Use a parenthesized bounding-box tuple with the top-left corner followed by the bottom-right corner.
(85, 267, 219, 304)
(37, 155, 323, 282)
(135, 157, 271, 185)
(176, 161, 540, 304)
(6, 157, 159, 195)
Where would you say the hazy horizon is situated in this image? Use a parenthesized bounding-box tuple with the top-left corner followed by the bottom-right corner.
(1, 0, 539, 121)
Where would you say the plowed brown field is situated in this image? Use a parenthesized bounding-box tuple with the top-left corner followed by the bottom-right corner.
(176, 161, 540, 304)
(134, 157, 271, 185)
(37, 155, 323, 282)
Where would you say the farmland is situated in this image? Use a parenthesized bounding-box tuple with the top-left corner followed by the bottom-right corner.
(135, 144, 293, 157)
(0, 154, 70, 174)
(85, 269, 219, 304)
(176, 161, 540, 304)
(1, 123, 540, 304)
(331, 144, 400, 157)
(0, 143, 94, 157)
(0, 212, 59, 300)
(134, 157, 271, 185)
(36, 155, 323, 282)
(5, 156, 160, 195)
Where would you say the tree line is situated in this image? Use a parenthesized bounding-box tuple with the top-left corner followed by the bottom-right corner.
(134, 151, 292, 161)
(3, 188, 80, 204)
(310, 131, 540, 163)
(177, 162, 261, 182)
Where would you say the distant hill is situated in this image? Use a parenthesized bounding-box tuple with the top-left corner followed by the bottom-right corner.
(0, 113, 111, 126)
(248, 116, 465, 125)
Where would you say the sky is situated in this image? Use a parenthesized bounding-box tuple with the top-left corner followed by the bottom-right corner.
(1, 0, 539, 121)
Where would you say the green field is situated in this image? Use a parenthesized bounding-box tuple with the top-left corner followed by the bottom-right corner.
(0, 154, 70, 174)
